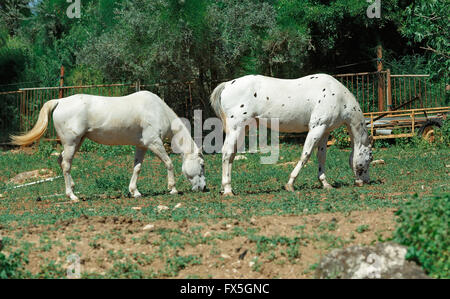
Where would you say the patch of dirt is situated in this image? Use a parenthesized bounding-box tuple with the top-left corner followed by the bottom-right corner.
(2, 209, 397, 278)
(6, 146, 37, 155)
(8, 169, 56, 185)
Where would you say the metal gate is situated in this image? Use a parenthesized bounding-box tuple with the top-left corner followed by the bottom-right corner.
(334, 71, 448, 113)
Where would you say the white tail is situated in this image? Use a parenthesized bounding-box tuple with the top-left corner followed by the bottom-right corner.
(10, 99, 59, 146)
(210, 82, 228, 132)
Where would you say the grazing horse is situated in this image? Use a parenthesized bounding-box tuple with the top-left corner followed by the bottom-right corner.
(11, 91, 206, 201)
(210, 74, 373, 196)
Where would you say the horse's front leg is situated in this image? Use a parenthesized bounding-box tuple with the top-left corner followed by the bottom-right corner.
(285, 125, 326, 192)
(129, 147, 146, 198)
(221, 128, 241, 196)
(148, 142, 178, 195)
(317, 134, 333, 189)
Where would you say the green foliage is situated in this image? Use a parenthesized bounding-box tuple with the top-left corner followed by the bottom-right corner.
(0, 236, 29, 279)
(331, 126, 351, 149)
(0, 33, 29, 88)
(400, 0, 450, 80)
(394, 193, 450, 278)
(0, 0, 447, 125)
(434, 119, 450, 147)
(0, 249, 29, 278)
(356, 224, 369, 233)
(164, 254, 202, 277)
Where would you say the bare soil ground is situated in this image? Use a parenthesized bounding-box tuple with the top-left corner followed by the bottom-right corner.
(1, 209, 396, 278)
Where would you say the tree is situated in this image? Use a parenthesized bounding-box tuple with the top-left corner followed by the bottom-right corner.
(400, 0, 450, 79)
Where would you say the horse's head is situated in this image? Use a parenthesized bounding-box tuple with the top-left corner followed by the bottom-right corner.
(350, 141, 373, 186)
(182, 147, 206, 192)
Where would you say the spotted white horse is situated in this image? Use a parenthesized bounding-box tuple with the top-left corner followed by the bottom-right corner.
(210, 74, 373, 195)
(11, 91, 206, 201)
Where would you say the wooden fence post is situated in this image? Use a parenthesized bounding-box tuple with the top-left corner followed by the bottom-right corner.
(386, 68, 392, 110)
(135, 80, 141, 92)
(377, 46, 385, 112)
(58, 66, 65, 99)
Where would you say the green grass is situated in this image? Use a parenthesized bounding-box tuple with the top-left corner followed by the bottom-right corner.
(2, 141, 448, 226)
(0, 140, 449, 278)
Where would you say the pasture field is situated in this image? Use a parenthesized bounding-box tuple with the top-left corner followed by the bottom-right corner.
(0, 140, 448, 278)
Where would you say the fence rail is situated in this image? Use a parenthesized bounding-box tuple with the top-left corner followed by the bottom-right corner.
(1, 73, 448, 143)
(334, 71, 447, 114)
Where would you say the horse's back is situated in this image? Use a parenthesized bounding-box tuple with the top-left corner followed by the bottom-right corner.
(52, 91, 172, 145)
(217, 74, 352, 133)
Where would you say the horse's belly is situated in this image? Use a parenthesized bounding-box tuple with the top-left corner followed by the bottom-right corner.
(277, 122, 309, 133)
(259, 111, 310, 133)
(86, 127, 142, 146)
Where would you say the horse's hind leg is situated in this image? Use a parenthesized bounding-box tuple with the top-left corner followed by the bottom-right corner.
(59, 138, 83, 201)
(58, 137, 85, 189)
(285, 126, 326, 192)
(317, 134, 333, 189)
(147, 142, 178, 195)
(128, 146, 146, 198)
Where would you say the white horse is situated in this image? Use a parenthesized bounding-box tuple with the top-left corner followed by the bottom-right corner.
(11, 91, 206, 201)
(210, 74, 373, 195)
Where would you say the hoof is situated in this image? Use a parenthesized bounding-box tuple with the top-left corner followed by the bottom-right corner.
(67, 193, 79, 202)
(355, 181, 364, 187)
(170, 189, 179, 195)
(223, 191, 234, 197)
(323, 184, 334, 190)
(284, 184, 295, 192)
(133, 192, 142, 199)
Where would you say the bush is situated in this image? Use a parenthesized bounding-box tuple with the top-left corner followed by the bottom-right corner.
(330, 126, 351, 149)
(394, 193, 449, 278)
(434, 119, 450, 147)
(0, 241, 29, 279)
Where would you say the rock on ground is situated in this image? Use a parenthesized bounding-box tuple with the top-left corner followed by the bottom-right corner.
(9, 169, 56, 185)
(315, 242, 429, 279)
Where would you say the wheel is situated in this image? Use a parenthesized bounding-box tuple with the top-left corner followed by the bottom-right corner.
(421, 125, 435, 142)
(418, 119, 443, 142)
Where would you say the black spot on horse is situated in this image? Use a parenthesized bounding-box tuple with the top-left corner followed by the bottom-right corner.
(231, 115, 234, 118)
(254, 92, 257, 98)
(231, 80, 236, 84)
(243, 112, 247, 115)
(318, 100, 321, 103)
(240, 104, 244, 108)
(310, 77, 314, 79)
(332, 93, 335, 96)
(344, 104, 347, 109)
(266, 97, 269, 100)
(323, 88, 326, 92)
(319, 167, 322, 172)
(282, 104, 285, 107)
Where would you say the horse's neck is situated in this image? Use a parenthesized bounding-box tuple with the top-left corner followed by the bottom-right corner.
(167, 112, 198, 156)
(346, 110, 369, 148)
